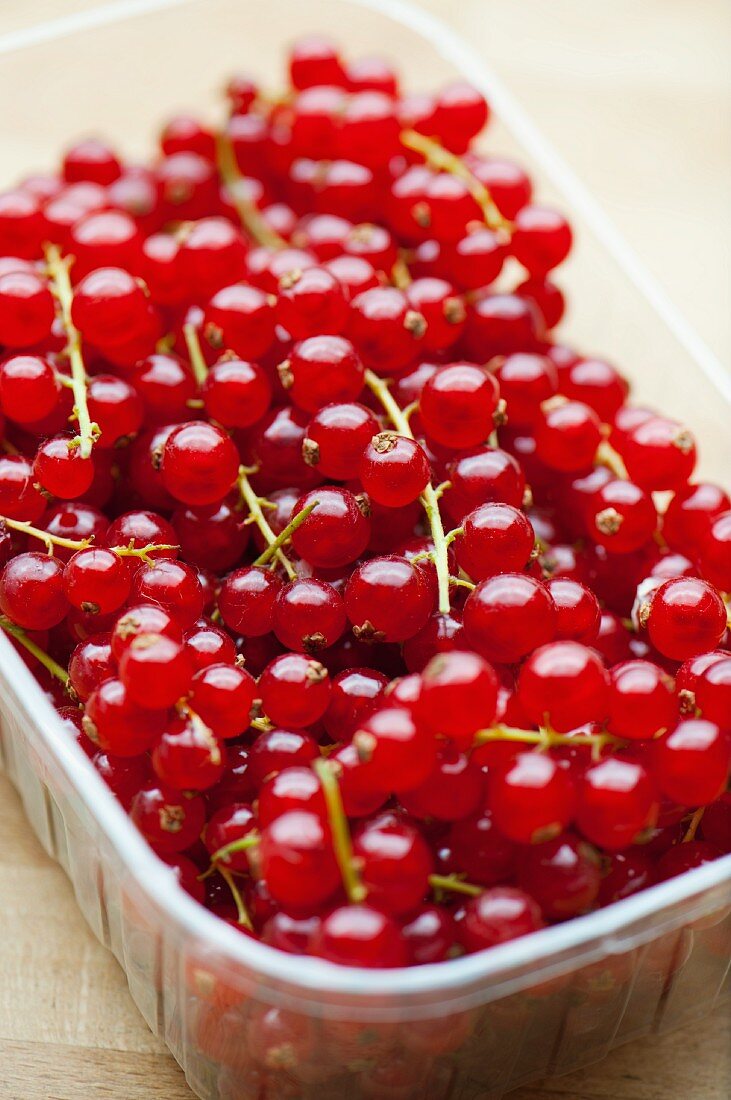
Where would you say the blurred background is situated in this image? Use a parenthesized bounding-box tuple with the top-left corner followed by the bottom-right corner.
(3, 0, 730, 362)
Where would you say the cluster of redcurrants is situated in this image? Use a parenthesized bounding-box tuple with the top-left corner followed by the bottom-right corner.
(0, 35, 729, 970)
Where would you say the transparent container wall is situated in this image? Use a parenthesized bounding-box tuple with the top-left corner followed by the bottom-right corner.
(1, 3, 730, 1100)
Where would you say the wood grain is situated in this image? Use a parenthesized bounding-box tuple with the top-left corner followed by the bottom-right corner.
(0, 1, 730, 1098)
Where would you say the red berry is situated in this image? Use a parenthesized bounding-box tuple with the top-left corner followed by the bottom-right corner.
(416, 649, 497, 745)
(310, 904, 407, 968)
(517, 834, 600, 920)
(645, 577, 726, 661)
(0, 552, 67, 630)
(458, 888, 543, 954)
(576, 756, 658, 850)
(463, 573, 556, 664)
(606, 660, 678, 740)
(259, 810, 340, 909)
(359, 432, 430, 508)
(258, 653, 331, 728)
(353, 812, 432, 915)
(489, 751, 577, 844)
(130, 781, 205, 853)
(653, 719, 731, 807)
(189, 662, 257, 739)
(290, 486, 370, 568)
(517, 642, 610, 732)
(162, 421, 239, 506)
(345, 555, 434, 643)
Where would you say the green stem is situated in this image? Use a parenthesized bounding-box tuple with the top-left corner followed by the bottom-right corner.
(313, 758, 367, 904)
(0, 616, 70, 686)
(252, 500, 318, 567)
(216, 133, 287, 251)
(683, 807, 705, 843)
(474, 723, 621, 761)
(217, 866, 253, 931)
(1, 516, 92, 554)
(428, 873, 482, 898)
(210, 832, 260, 867)
(44, 244, 98, 459)
(400, 129, 511, 234)
(111, 541, 181, 565)
(237, 467, 296, 580)
(183, 323, 209, 387)
(365, 369, 451, 614)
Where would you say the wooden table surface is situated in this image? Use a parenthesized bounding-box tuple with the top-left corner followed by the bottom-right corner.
(1, 1, 730, 1099)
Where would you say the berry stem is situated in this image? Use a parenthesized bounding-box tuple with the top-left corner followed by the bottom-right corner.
(596, 439, 628, 479)
(428, 873, 482, 898)
(682, 806, 705, 843)
(251, 499, 318, 568)
(400, 128, 511, 233)
(364, 369, 452, 614)
(473, 723, 621, 759)
(217, 865, 254, 931)
(210, 831, 260, 866)
(237, 466, 297, 580)
(313, 757, 367, 904)
(43, 244, 98, 459)
(391, 254, 412, 289)
(0, 616, 70, 686)
(110, 541, 181, 565)
(215, 133, 287, 251)
(0, 516, 93, 554)
(183, 323, 209, 387)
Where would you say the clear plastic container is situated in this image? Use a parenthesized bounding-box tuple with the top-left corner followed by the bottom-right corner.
(1, 2, 730, 1098)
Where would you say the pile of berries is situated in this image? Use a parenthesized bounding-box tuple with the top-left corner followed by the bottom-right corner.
(0, 34, 729, 973)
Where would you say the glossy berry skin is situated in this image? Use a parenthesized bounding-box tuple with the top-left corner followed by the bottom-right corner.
(131, 557, 204, 627)
(511, 206, 572, 275)
(130, 781, 206, 854)
(105, 510, 178, 564)
(347, 287, 425, 374)
(402, 905, 455, 965)
(546, 578, 601, 643)
(444, 446, 525, 518)
(517, 834, 601, 920)
(359, 432, 430, 508)
(590, 479, 657, 554)
(645, 577, 727, 661)
(419, 362, 500, 448)
(33, 435, 95, 500)
(218, 566, 283, 636)
(353, 706, 437, 794)
(258, 653, 331, 728)
(618, 416, 697, 492)
(0, 454, 46, 522)
(695, 656, 731, 728)
(344, 555, 433, 643)
(70, 267, 150, 348)
(116, 632, 191, 710)
(322, 667, 387, 740)
(276, 267, 348, 339)
(110, 603, 182, 662)
(662, 482, 730, 557)
(247, 728, 319, 788)
(310, 904, 407, 968)
(84, 678, 167, 757)
(172, 499, 249, 574)
(161, 421, 239, 506)
(188, 662, 257, 739)
(415, 649, 498, 745)
(0, 354, 59, 423)
(535, 400, 602, 472)
(257, 767, 326, 828)
(576, 756, 658, 850)
(463, 573, 556, 664)
(353, 813, 433, 916)
(183, 620, 236, 672)
(606, 660, 677, 740)
(456, 502, 535, 581)
(653, 719, 731, 807)
(152, 713, 226, 791)
(272, 578, 346, 653)
(0, 552, 67, 630)
(282, 334, 364, 412)
(0, 271, 55, 347)
(259, 810, 340, 909)
(202, 357, 272, 429)
(489, 752, 577, 844)
(458, 888, 543, 954)
(63, 548, 131, 615)
(68, 634, 115, 701)
(400, 745, 484, 822)
(449, 809, 516, 886)
(698, 510, 731, 592)
(290, 487, 370, 568)
(303, 401, 379, 480)
(656, 840, 723, 882)
(517, 642, 610, 732)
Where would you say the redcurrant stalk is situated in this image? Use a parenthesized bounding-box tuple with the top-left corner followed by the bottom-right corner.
(391, 254, 412, 289)
(215, 133, 287, 251)
(217, 865, 254, 931)
(596, 438, 628, 479)
(0, 615, 70, 687)
(364, 369, 452, 614)
(43, 244, 99, 459)
(682, 807, 705, 843)
(251, 499, 318, 568)
(0, 516, 93, 554)
(400, 128, 511, 234)
(183, 322, 209, 387)
(473, 723, 622, 761)
(210, 831, 260, 866)
(428, 873, 482, 899)
(110, 541, 181, 565)
(237, 466, 297, 580)
(312, 757, 367, 904)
